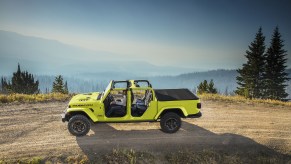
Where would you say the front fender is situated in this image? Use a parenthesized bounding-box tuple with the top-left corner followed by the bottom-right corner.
(67, 108, 98, 122)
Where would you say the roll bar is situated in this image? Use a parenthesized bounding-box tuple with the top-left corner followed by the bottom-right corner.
(133, 80, 152, 87)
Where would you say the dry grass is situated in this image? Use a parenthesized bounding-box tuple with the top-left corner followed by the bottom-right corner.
(0, 149, 155, 164)
(1, 92, 290, 107)
(199, 93, 291, 107)
(103, 148, 155, 164)
(166, 149, 289, 164)
(0, 93, 72, 104)
(1, 149, 289, 164)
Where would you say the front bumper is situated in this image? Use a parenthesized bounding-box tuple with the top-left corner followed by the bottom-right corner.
(61, 108, 70, 122)
(61, 113, 67, 122)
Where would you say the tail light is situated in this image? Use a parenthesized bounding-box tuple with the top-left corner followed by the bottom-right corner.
(197, 103, 201, 109)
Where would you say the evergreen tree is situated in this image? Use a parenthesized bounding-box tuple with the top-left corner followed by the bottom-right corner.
(263, 27, 289, 100)
(52, 75, 68, 94)
(197, 79, 218, 94)
(0, 77, 5, 93)
(236, 27, 266, 99)
(224, 86, 229, 96)
(52, 75, 64, 93)
(64, 81, 69, 94)
(45, 88, 49, 94)
(208, 79, 218, 94)
(1, 77, 7, 93)
(1, 64, 39, 94)
(198, 80, 208, 94)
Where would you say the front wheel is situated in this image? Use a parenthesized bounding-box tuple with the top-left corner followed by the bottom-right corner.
(68, 115, 91, 136)
(160, 112, 181, 133)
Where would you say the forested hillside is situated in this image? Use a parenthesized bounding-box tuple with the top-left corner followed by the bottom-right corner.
(2, 69, 289, 98)
(148, 70, 238, 94)
(33, 70, 238, 94)
(1, 69, 284, 98)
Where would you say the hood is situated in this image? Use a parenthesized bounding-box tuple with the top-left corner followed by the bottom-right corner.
(69, 92, 100, 105)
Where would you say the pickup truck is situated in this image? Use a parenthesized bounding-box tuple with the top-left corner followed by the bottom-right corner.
(61, 80, 201, 136)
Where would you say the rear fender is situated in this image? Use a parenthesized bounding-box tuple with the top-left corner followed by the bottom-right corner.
(154, 107, 188, 120)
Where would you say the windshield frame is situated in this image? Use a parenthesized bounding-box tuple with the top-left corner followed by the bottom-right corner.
(101, 81, 112, 100)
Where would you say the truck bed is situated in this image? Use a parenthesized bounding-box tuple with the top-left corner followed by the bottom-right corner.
(154, 89, 199, 101)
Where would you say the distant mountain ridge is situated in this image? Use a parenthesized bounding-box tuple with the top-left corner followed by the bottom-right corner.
(0, 30, 195, 76)
(29, 69, 240, 94)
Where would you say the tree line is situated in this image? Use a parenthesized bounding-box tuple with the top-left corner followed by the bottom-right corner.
(196, 27, 289, 100)
(1, 64, 69, 94)
(197, 79, 218, 94)
(236, 27, 289, 100)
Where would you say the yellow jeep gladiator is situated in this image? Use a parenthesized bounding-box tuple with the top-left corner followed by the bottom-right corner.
(61, 80, 201, 136)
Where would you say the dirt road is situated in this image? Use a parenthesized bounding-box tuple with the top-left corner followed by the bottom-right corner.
(0, 100, 290, 162)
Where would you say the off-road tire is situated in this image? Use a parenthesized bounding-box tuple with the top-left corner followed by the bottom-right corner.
(68, 115, 91, 136)
(160, 112, 181, 133)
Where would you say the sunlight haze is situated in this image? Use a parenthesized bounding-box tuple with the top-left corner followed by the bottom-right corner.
(0, 0, 291, 75)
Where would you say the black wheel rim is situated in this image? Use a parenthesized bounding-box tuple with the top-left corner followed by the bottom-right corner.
(72, 120, 86, 133)
(165, 118, 178, 131)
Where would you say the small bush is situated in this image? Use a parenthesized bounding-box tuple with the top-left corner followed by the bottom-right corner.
(29, 157, 42, 164)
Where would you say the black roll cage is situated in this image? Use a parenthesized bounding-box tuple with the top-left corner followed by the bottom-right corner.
(111, 80, 152, 89)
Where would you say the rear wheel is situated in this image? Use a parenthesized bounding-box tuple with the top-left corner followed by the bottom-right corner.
(68, 115, 90, 136)
(160, 112, 181, 133)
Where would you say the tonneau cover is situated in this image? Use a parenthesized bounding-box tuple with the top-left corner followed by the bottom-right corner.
(154, 89, 199, 101)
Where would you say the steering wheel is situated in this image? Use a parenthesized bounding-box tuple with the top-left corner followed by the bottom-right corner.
(107, 94, 114, 103)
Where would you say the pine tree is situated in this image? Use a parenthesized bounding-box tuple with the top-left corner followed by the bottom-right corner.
(263, 27, 289, 100)
(52, 75, 64, 93)
(0, 77, 6, 93)
(1, 64, 39, 94)
(52, 75, 68, 94)
(197, 79, 218, 94)
(208, 79, 218, 94)
(236, 27, 266, 99)
(198, 80, 208, 94)
(224, 86, 229, 96)
(64, 81, 69, 94)
(45, 88, 49, 94)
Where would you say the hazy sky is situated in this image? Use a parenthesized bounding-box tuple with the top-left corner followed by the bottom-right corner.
(0, 0, 291, 70)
